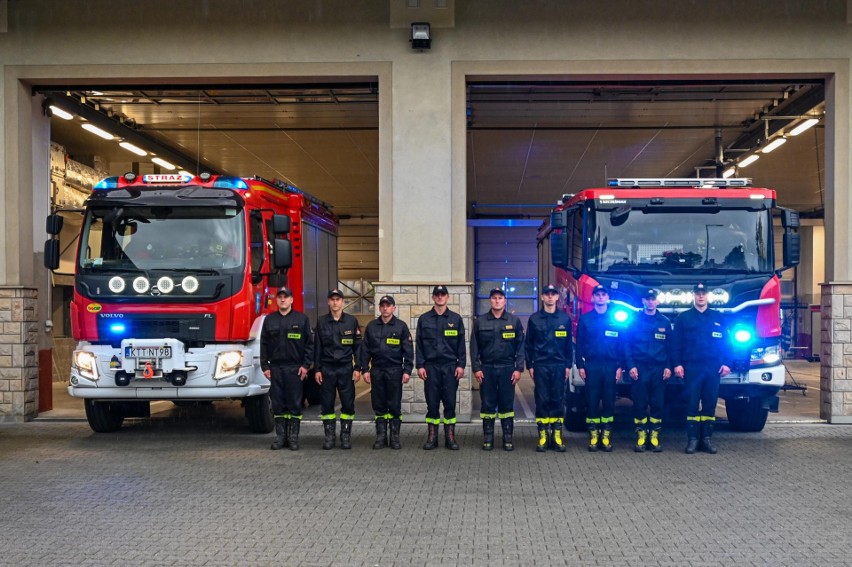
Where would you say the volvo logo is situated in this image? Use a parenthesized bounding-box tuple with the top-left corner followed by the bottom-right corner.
(98, 313, 124, 318)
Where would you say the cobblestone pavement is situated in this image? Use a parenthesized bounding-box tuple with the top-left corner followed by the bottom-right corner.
(2, 418, 852, 566)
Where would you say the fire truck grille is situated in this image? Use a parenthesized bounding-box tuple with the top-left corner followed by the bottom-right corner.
(97, 314, 217, 345)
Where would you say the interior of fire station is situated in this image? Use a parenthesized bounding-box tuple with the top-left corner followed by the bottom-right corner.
(1, 1, 850, 425)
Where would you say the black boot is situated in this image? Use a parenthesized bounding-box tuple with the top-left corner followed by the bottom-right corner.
(501, 417, 514, 451)
(389, 418, 402, 450)
(340, 420, 353, 450)
(482, 418, 495, 451)
(444, 423, 459, 450)
(685, 420, 699, 454)
(287, 419, 300, 451)
(322, 420, 336, 450)
(373, 418, 387, 450)
(423, 423, 439, 450)
(700, 421, 718, 454)
(536, 423, 548, 453)
(270, 417, 288, 450)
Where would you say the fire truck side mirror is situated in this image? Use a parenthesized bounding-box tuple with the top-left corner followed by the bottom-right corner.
(46, 213, 64, 235)
(44, 239, 60, 270)
(550, 209, 570, 271)
(783, 232, 800, 269)
(272, 214, 291, 235)
(780, 208, 800, 229)
(273, 239, 292, 269)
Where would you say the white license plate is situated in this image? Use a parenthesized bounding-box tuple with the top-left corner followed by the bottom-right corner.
(124, 346, 172, 359)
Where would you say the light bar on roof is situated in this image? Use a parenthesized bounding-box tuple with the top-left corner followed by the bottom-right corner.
(607, 178, 752, 188)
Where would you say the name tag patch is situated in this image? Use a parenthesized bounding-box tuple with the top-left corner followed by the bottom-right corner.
(712, 332, 723, 339)
(386, 338, 400, 345)
(502, 332, 516, 339)
(287, 333, 302, 340)
(444, 330, 459, 337)
(605, 330, 619, 338)
(341, 338, 354, 345)
(555, 331, 568, 337)
(654, 333, 666, 340)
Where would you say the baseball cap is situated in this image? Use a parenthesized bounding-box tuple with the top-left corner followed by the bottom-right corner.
(642, 288, 658, 299)
(592, 285, 608, 295)
(327, 289, 344, 299)
(693, 283, 708, 293)
(378, 295, 395, 305)
(541, 284, 559, 295)
(276, 286, 292, 297)
(489, 287, 506, 297)
(432, 285, 449, 296)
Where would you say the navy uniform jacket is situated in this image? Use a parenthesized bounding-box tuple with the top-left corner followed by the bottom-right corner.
(575, 309, 626, 369)
(360, 315, 414, 373)
(260, 310, 315, 371)
(524, 309, 573, 369)
(314, 312, 361, 371)
(625, 311, 672, 370)
(415, 307, 466, 369)
(470, 310, 525, 373)
(670, 307, 732, 369)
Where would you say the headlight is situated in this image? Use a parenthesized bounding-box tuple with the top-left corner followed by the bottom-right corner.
(156, 276, 175, 294)
(108, 277, 126, 293)
(214, 350, 244, 379)
(132, 276, 150, 294)
(72, 351, 99, 380)
(181, 276, 199, 294)
(751, 345, 780, 364)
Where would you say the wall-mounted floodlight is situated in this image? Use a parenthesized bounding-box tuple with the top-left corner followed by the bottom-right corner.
(410, 22, 431, 50)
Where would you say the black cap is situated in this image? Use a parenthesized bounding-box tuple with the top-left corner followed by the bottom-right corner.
(327, 289, 344, 299)
(642, 288, 658, 299)
(378, 295, 395, 305)
(489, 287, 506, 297)
(276, 286, 292, 297)
(432, 285, 449, 295)
(693, 283, 708, 293)
(541, 284, 559, 295)
(592, 285, 608, 295)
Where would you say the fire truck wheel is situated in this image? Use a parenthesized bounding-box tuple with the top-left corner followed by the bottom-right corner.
(84, 399, 125, 433)
(245, 393, 275, 433)
(725, 397, 769, 432)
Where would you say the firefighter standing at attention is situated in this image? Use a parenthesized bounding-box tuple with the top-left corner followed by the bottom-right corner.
(670, 283, 732, 454)
(314, 288, 362, 450)
(624, 288, 672, 452)
(471, 287, 525, 451)
(525, 284, 573, 453)
(261, 286, 315, 451)
(360, 295, 414, 450)
(575, 285, 626, 452)
(416, 285, 466, 451)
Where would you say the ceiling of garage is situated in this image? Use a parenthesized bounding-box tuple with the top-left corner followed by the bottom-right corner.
(42, 78, 825, 219)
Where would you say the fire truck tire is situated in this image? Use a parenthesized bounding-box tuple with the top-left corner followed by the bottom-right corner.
(245, 393, 275, 433)
(84, 399, 125, 433)
(564, 389, 587, 432)
(725, 397, 769, 432)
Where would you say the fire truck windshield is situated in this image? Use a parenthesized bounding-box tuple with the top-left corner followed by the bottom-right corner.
(78, 206, 245, 273)
(588, 208, 772, 274)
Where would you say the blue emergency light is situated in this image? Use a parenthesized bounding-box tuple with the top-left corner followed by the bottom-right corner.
(612, 309, 629, 324)
(109, 323, 127, 335)
(212, 176, 249, 190)
(94, 177, 120, 190)
(732, 326, 753, 344)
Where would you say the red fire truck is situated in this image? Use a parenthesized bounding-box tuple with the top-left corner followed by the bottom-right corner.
(537, 178, 800, 432)
(44, 172, 338, 433)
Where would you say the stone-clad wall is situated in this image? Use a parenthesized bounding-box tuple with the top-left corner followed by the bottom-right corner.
(820, 283, 852, 423)
(372, 283, 473, 422)
(0, 287, 39, 422)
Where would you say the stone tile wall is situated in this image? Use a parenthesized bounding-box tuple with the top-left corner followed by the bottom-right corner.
(820, 283, 852, 423)
(372, 283, 473, 422)
(0, 287, 39, 422)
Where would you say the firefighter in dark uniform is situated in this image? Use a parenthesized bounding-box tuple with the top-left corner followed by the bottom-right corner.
(671, 282, 732, 454)
(625, 288, 672, 452)
(360, 295, 413, 450)
(575, 285, 626, 452)
(314, 288, 362, 450)
(416, 285, 466, 451)
(525, 284, 573, 453)
(471, 287, 525, 451)
(260, 286, 314, 451)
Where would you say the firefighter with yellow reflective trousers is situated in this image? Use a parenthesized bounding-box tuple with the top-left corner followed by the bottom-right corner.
(525, 284, 572, 453)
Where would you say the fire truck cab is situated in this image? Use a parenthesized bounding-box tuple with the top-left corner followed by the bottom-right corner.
(538, 178, 800, 432)
(45, 172, 338, 433)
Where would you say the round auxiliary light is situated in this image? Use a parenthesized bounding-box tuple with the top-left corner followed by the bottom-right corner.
(123, 172, 137, 182)
(108, 276, 126, 293)
(710, 288, 729, 304)
(181, 276, 200, 294)
(132, 276, 150, 294)
(156, 276, 175, 294)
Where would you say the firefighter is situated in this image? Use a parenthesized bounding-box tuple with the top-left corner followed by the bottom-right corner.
(314, 288, 362, 450)
(360, 295, 413, 450)
(575, 285, 625, 452)
(625, 288, 672, 452)
(671, 282, 732, 454)
(260, 286, 314, 451)
(416, 285, 466, 450)
(471, 287, 525, 451)
(525, 284, 572, 453)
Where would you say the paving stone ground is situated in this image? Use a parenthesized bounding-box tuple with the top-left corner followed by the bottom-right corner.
(1, 418, 851, 566)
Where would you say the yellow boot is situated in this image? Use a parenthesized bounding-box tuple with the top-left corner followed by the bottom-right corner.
(588, 428, 599, 452)
(601, 429, 613, 452)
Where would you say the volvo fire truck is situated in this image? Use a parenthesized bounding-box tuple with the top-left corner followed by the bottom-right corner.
(537, 178, 800, 432)
(44, 172, 338, 433)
